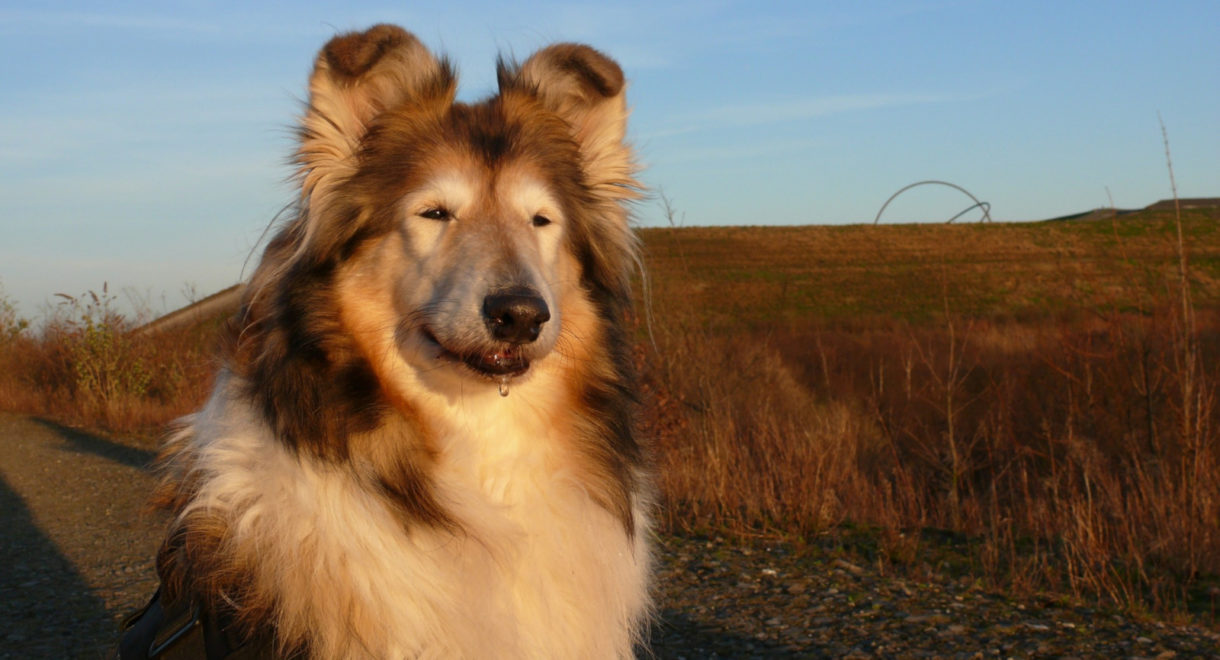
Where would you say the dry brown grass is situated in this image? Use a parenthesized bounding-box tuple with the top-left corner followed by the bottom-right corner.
(646, 307, 1220, 617)
(640, 207, 1220, 620)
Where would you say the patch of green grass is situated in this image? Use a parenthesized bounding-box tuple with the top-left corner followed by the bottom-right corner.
(641, 211, 1220, 328)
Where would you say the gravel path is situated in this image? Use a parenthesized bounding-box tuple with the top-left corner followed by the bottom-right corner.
(2, 412, 1218, 658)
(649, 534, 1220, 658)
(0, 414, 165, 658)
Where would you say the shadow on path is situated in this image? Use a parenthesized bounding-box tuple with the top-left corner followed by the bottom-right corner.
(0, 474, 115, 656)
(31, 417, 157, 471)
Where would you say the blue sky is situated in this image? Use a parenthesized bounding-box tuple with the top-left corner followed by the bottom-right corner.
(1, 1, 1217, 318)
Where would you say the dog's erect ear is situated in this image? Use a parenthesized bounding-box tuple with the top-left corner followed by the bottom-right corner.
(499, 44, 639, 200)
(499, 45, 641, 306)
(298, 25, 454, 204)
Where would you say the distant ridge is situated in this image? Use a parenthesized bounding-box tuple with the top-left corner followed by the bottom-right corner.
(136, 283, 244, 336)
(1044, 208, 1142, 222)
(1045, 197, 1220, 222)
(1145, 198, 1220, 211)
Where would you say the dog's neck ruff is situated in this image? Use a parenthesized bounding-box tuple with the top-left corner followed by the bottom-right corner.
(148, 370, 650, 658)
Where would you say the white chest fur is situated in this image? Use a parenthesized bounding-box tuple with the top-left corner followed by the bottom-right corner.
(180, 379, 650, 659)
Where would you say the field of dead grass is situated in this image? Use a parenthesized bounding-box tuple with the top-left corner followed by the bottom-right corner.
(640, 207, 1220, 620)
(2, 206, 1218, 621)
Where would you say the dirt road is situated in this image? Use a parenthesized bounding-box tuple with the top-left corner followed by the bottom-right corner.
(0, 414, 164, 658)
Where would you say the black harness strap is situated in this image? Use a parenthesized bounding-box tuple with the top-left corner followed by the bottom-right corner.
(113, 588, 270, 659)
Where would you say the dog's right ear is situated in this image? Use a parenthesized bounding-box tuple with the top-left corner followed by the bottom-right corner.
(297, 25, 454, 206)
(498, 44, 637, 203)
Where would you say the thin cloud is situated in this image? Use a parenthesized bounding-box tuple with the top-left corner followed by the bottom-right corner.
(652, 137, 825, 166)
(704, 92, 972, 125)
(641, 91, 981, 141)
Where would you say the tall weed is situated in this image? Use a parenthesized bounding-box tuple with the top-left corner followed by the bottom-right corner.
(55, 287, 151, 404)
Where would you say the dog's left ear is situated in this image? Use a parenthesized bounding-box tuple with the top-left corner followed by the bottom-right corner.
(499, 44, 639, 200)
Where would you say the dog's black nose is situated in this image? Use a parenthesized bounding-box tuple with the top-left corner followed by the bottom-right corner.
(483, 290, 550, 344)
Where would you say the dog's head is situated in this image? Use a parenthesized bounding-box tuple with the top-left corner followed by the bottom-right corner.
(240, 25, 640, 432)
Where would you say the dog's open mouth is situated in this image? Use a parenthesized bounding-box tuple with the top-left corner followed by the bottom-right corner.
(422, 329, 530, 378)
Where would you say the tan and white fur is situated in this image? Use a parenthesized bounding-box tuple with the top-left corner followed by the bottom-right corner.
(152, 24, 651, 658)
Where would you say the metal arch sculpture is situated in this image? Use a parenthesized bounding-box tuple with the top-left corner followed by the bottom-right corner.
(873, 180, 993, 224)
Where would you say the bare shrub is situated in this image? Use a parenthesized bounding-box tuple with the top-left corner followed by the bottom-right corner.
(0, 285, 217, 435)
(0, 281, 29, 344)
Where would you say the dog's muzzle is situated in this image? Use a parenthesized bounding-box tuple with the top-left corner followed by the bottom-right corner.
(422, 287, 551, 383)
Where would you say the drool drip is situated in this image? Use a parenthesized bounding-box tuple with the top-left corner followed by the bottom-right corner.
(461, 344, 527, 394)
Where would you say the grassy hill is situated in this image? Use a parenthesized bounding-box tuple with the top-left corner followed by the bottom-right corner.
(639, 206, 1220, 326)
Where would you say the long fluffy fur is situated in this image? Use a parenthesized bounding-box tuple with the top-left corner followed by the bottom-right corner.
(153, 25, 650, 658)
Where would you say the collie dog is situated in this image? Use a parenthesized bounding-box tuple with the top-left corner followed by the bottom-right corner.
(143, 25, 650, 658)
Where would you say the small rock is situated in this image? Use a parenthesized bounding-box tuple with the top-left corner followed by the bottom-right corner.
(834, 558, 864, 575)
(906, 613, 952, 625)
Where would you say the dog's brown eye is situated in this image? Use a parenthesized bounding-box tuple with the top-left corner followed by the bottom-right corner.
(532, 214, 552, 227)
(420, 208, 451, 221)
